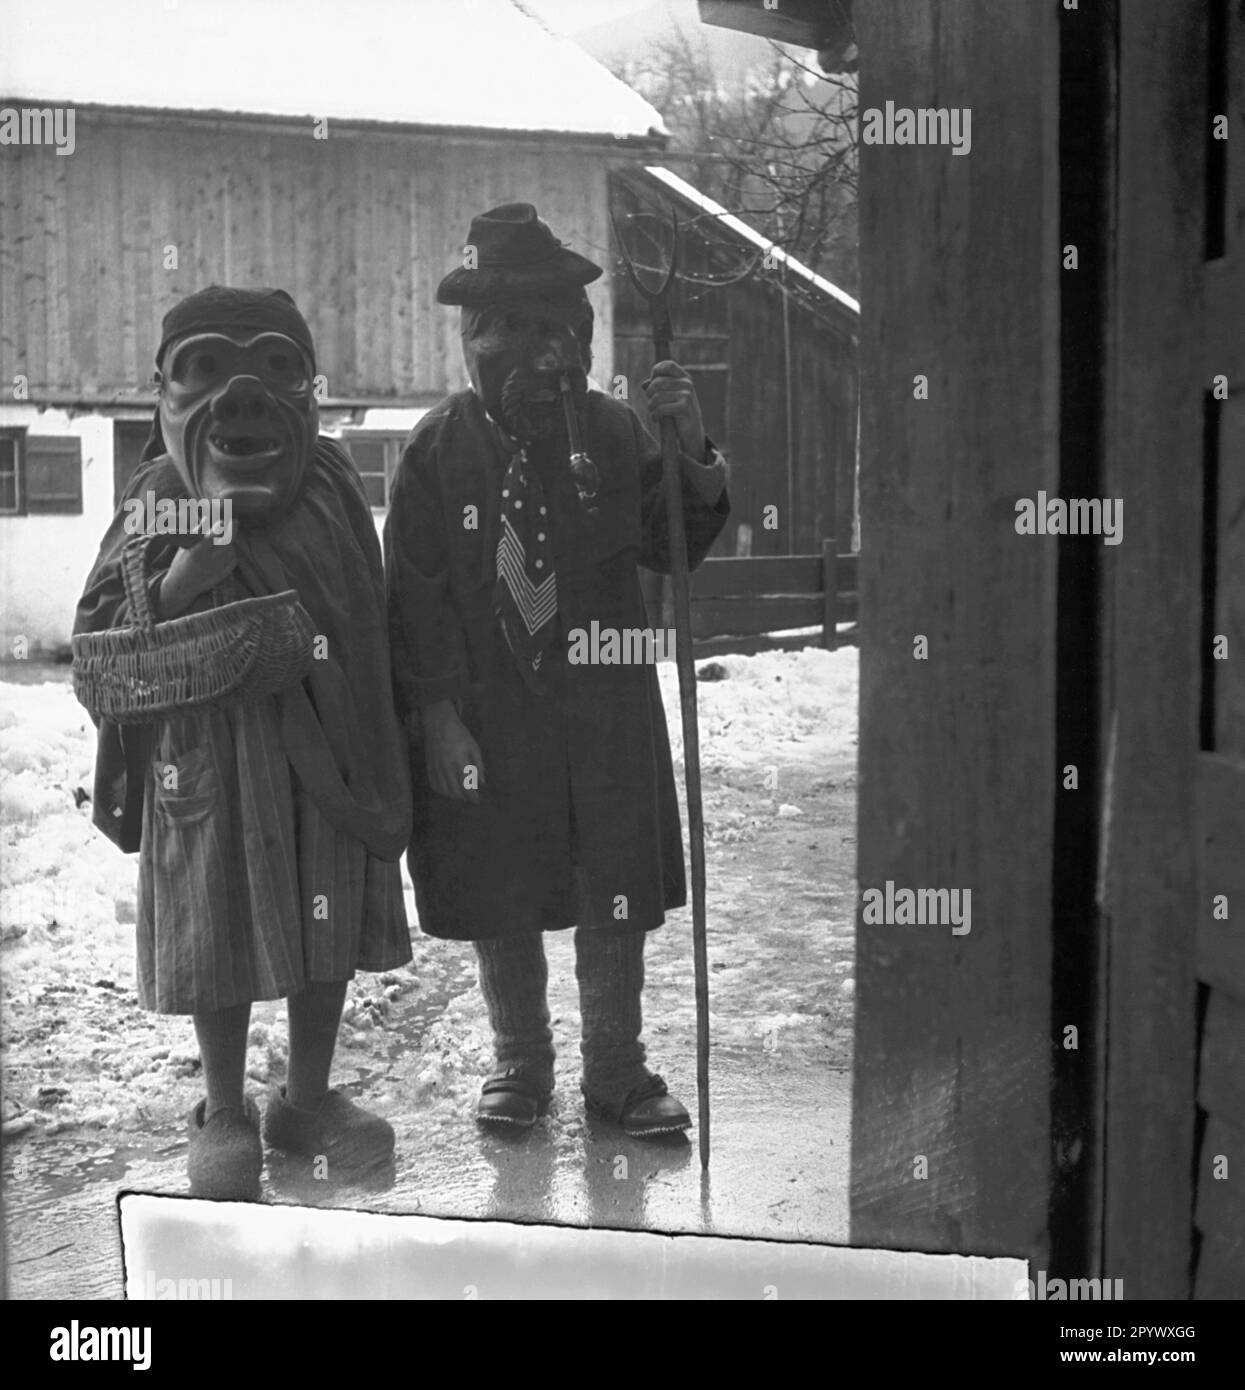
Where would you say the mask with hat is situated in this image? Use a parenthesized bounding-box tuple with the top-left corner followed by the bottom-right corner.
(438, 204, 601, 445)
(439, 206, 609, 692)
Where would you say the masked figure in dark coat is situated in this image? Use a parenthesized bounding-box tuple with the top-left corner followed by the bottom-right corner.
(75, 287, 412, 1199)
(385, 206, 729, 1135)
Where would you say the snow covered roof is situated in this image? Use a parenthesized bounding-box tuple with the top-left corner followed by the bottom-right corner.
(1, 0, 667, 142)
(642, 165, 860, 316)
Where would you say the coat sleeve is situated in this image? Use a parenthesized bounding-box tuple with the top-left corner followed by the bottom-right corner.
(632, 411, 731, 574)
(384, 421, 473, 726)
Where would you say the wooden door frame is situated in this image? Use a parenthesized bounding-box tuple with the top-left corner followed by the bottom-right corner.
(850, 0, 1062, 1263)
(1097, 0, 1208, 1298)
(849, 0, 1212, 1296)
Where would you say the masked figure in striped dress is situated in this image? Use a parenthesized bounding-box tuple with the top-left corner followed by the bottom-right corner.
(75, 286, 412, 1199)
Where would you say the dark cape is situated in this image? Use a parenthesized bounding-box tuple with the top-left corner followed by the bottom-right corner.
(385, 388, 729, 941)
(75, 437, 411, 861)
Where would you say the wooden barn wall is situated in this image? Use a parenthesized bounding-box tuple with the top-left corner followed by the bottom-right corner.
(611, 182, 857, 560)
(850, 0, 1060, 1260)
(0, 113, 616, 402)
(725, 275, 857, 560)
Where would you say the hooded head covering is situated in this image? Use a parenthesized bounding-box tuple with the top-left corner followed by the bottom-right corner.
(155, 286, 316, 368)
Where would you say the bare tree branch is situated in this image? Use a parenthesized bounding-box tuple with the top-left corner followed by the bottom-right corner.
(607, 27, 858, 291)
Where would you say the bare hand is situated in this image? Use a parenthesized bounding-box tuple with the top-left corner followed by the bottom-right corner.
(421, 701, 486, 803)
(643, 360, 706, 460)
(156, 535, 238, 618)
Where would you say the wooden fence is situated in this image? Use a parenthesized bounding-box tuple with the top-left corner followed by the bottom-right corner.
(643, 544, 859, 657)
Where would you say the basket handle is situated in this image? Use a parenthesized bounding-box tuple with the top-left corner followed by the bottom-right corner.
(120, 534, 157, 631)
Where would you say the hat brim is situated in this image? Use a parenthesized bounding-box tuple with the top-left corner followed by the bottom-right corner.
(436, 248, 602, 306)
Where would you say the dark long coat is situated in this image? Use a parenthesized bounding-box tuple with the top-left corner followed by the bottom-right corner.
(384, 388, 729, 941)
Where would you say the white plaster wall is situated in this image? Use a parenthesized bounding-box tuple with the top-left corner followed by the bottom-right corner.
(0, 407, 127, 655)
(0, 405, 427, 653)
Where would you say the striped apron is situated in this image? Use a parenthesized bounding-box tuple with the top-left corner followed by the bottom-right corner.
(136, 695, 410, 1014)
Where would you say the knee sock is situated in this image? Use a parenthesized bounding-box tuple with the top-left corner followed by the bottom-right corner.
(575, 925, 648, 1104)
(473, 934, 555, 1089)
(194, 1002, 252, 1120)
(286, 979, 349, 1111)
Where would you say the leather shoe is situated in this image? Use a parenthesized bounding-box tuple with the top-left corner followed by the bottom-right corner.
(476, 1067, 552, 1129)
(584, 1073, 691, 1138)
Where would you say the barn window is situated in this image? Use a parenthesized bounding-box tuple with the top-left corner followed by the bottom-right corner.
(0, 430, 21, 514)
(0, 430, 83, 515)
(341, 432, 405, 510)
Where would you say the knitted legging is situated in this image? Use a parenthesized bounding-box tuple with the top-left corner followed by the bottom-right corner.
(473, 926, 647, 1106)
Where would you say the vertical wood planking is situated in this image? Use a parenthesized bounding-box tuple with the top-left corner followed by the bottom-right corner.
(20, 148, 48, 390)
(850, 0, 1060, 1258)
(46, 148, 69, 391)
(96, 126, 124, 387)
(1102, 0, 1206, 1296)
(0, 149, 18, 376)
(1211, 376, 1244, 757)
(68, 125, 99, 390)
(821, 538, 838, 650)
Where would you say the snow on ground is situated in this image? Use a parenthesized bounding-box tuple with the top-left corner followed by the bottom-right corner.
(1, 647, 857, 1138)
(661, 646, 857, 775)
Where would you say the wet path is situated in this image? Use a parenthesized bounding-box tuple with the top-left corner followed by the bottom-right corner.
(4, 662, 857, 1298)
(5, 1058, 849, 1299)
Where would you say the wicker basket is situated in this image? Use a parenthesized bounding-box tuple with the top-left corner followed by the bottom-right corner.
(72, 533, 317, 724)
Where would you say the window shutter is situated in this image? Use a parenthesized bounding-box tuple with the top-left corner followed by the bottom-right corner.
(25, 436, 83, 514)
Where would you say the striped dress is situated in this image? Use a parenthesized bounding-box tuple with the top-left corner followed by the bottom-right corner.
(77, 440, 414, 1013)
(137, 697, 410, 1014)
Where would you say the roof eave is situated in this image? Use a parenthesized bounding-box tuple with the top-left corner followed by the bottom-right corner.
(0, 98, 669, 150)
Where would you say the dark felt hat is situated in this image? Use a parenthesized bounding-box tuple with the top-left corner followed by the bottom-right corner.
(436, 203, 602, 306)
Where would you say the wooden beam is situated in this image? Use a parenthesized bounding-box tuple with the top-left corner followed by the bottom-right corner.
(1198, 987, 1245, 1126)
(692, 627, 858, 660)
(1100, 0, 1206, 1297)
(823, 538, 839, 650)
(850, 0, 1060, 1260)
(690, 553, 857, 596)
(1192, 0, 1244, 1304)
(691, 595, 823, 638)
(1193, 1115, 1245, 1297)
(692, 555, 824, 598)
(1196, 753, 1245, 1000)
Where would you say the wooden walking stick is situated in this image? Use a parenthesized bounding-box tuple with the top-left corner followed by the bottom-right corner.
(612, 208, 711, 1168)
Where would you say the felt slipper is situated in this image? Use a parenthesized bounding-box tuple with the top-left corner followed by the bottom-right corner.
(262, 1086, 395, 1173)
(187, 1097, 263, 1201)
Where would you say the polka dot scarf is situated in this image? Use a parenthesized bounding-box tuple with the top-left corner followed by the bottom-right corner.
(494, 444, 557, 693)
